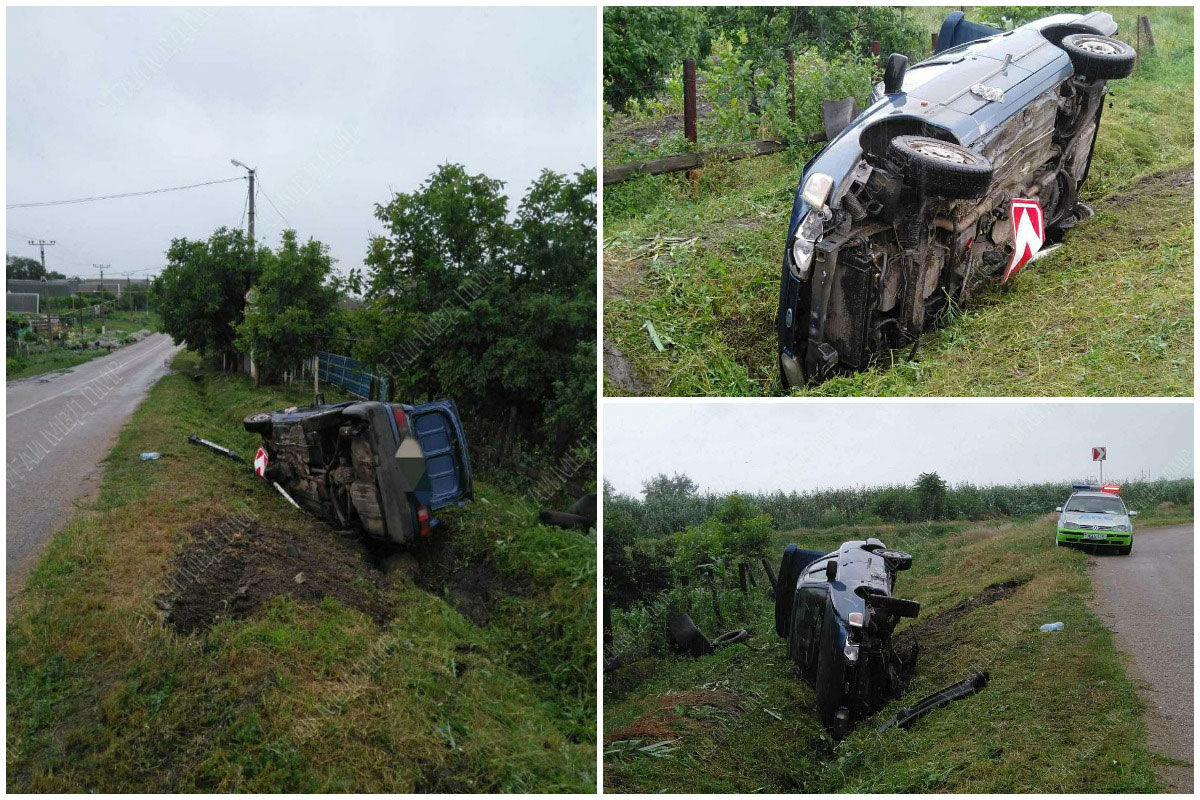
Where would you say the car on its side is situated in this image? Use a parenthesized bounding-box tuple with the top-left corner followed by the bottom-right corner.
(777, 10, 1136, 388)
(775, 538, 920, 737)
(1055, 484, 1135, 554)
(244, 399, 472, 546)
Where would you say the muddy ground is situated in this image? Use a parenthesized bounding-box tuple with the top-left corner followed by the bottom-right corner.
(157, 516, 502, 634)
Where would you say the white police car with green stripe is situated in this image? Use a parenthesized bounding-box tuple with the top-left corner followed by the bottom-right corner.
(1055, 484, 1136, 555)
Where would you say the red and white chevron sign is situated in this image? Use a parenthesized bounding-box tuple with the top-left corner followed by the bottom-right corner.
(1002, 198, 1045, 283)
(1092, 447, 1106, 461)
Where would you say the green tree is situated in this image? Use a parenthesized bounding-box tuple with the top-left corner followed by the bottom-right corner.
(153, 227, 259, 367)
(642, 472, 699, 501)
(6, 254, 63, 280)
(914, 472, 949, 520)
(355, 163, 595, 456)
(712, 493, 773, 562)
(236, 230, 342, 383)
(603, 7, 705, 111)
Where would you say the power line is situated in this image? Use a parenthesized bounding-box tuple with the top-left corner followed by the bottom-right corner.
(7, 176, 246, 209)
(256, 179, 292, 229)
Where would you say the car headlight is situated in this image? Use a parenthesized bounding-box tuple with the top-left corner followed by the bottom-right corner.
(843, 643, 860, 663)
(1116, 524, 1131, 532)
(790, 212, 824, 280)
(801, 172, 834, 211)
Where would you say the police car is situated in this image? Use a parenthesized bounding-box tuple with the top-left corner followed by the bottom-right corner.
(1055, 484, 1136, 554)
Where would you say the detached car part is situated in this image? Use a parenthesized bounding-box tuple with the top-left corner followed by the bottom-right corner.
(877, 671, 990, 732)
(776, 539, 920, 737)
(777, 10, 1135, 387)
(539, 492, 597, 530)
(244, 399, 472, 547)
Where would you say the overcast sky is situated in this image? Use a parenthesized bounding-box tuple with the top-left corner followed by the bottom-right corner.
(6, 6, 596, 279)
(604, 403, 1194, 496)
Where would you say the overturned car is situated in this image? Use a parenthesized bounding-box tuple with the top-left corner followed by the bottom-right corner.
(775, 539, 920, 736)
(244, 399, 472, 546)
(777, 11, 1136, 387)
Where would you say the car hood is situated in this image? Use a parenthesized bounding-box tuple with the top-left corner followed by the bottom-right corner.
(1059, 511, 1131, 528)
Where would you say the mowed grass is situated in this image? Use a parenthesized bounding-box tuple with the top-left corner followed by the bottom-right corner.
(7, 350, 595, 792)
(602, 6, 1193, 397)
(604, 509, 1193, 793)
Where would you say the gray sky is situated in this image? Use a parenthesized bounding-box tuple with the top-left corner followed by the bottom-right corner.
(604, 403, 1194, 496)
(7, 6, 596, 279)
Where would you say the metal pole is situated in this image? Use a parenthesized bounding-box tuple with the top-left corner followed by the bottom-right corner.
(248, 168, 256, 249)
(931, 32, 939, 53)
(683, 58, 697, 144)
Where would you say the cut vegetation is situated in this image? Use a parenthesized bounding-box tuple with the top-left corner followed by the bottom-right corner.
(7, 350, 595, 792)
(603, 6, 1193, 396)
(605, 508, 1194, 793)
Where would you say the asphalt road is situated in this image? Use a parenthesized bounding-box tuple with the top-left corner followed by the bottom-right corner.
(1089, 524, 1193, 792)
(6, 333, 181, 594)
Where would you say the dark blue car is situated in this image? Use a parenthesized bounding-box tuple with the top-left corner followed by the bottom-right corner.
(776, 538, 920, 736)
(777, 11, 1136, 387)
(244, 399, 472, 546)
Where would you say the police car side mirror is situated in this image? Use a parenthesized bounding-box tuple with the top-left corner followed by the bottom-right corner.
(825, 560, 838, 582)
(1129, 510, 1138, 516)
(1055, 506, 1063, 512)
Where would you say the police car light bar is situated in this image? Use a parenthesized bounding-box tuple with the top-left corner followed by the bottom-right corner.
(1101, 483, 1121, 494)
(1072, 484, 1093, 490)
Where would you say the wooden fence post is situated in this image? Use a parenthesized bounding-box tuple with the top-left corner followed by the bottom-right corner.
(786, 47, 796, 122)
(683, 58, 698, 144)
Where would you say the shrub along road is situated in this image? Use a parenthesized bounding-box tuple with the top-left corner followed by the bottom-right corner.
(1089, 524, 1193, 792)
(6, 331, 181, 593)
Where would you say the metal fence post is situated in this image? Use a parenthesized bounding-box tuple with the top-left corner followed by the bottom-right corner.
(683, 58, 698, 144)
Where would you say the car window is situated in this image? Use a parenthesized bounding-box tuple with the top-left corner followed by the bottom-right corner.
(1064, 495, 1127, 514)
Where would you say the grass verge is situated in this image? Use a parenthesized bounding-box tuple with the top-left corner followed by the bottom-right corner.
(7, 350, 595, 792)
(7, 310, 161, 381)
(604, 508, 1192, 792)
(602, 6, 1193, 396)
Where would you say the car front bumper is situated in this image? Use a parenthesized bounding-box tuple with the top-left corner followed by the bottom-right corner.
(1056, 528, 1132, 546)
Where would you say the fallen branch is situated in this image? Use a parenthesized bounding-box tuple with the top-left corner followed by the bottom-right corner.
(603, 132, 825, 185)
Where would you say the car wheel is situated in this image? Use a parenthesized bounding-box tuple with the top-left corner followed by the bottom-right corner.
(887, 135, 994, 199)
(244, 411, 273, 436)
(876, 548, 913, 571)
(1061, 33, 1136, 80)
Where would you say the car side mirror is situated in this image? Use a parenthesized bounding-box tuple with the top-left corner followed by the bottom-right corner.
(1055, 506, 1063, 512)
(825, 560, 838, 582)
(883, 53, 909, 94)
(1129, 510, 1138, 516)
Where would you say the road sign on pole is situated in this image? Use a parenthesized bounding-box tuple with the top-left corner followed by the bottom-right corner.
(1092, 446, 1106, 484)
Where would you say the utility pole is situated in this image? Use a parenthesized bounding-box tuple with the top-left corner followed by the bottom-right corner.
(94, 264, 109, 294)
(231, 159, 256, 249)
(27, 239, 56, 271)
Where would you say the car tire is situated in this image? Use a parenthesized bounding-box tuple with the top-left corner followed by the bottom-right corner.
(1060, 33, 1136, 80)
(877, 548, 913, 571)
(887, 135, 994, 199)
(244, 411, 273, 436)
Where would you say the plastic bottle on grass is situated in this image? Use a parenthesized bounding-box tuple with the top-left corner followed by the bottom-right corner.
(1039, 621, 1064, 632)
(140, 452, 161, 461)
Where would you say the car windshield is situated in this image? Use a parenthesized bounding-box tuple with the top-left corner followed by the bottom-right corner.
(1065, 496, 1126, 514)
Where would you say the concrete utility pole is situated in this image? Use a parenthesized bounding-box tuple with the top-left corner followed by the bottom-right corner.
(231, 159, 256, 248)
(27, 239, 56, 270)
(94, 264, 110, 293)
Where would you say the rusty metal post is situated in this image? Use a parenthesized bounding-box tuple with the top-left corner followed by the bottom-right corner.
(931, 31, 939, 53)
(683, 58, 698, 144)
(786, 47, 796, 122)
(871, 39, 881, 57)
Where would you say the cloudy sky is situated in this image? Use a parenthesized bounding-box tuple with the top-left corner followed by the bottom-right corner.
(7, 6, 596, 279)
(604, 402, 1194, 496)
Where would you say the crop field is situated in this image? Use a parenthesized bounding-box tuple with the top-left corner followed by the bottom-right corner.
(7, 351, 596, 792)
(603, 6, 1193, 396)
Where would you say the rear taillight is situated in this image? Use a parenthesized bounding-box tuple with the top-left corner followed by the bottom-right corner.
(417, 506, 431, 537)
(393, 407, 408, 432)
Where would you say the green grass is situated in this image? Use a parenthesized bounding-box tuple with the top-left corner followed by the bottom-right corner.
(7, 350, 595, 792)
(7, 310, 161, 381)
(604, 510, 1193, 792)
(603, 6, 1193, 396)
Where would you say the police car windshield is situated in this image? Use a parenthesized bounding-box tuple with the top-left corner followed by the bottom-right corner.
(1065, 496, 1126, 514)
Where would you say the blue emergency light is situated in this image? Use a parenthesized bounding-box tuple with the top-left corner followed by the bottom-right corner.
(1072, 484, 1093, 490)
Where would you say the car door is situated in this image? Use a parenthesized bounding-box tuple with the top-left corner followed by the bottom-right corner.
(405, 400, 473, 510)
(791, 585, 829, 683)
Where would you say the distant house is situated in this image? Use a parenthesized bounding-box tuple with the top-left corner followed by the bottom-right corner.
(4, 277, 152, 298)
